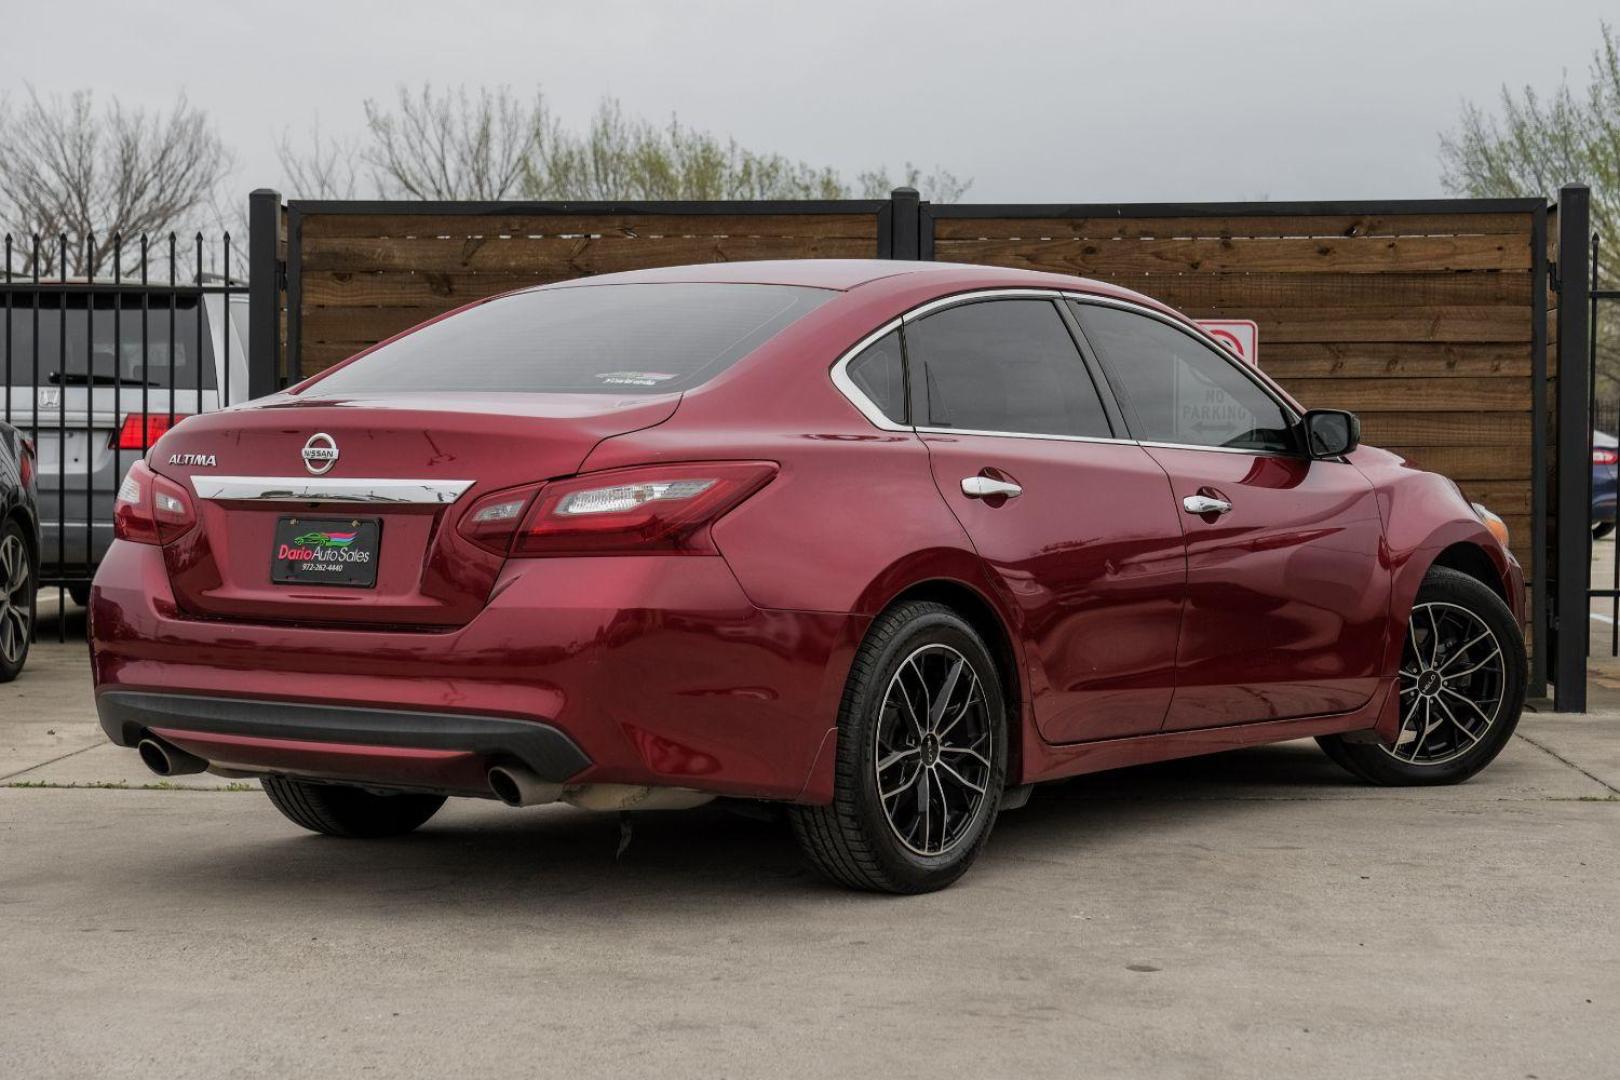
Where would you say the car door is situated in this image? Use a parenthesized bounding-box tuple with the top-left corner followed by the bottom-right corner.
(900, 294, 1187, 743)
(1071, 299, 1389, 731)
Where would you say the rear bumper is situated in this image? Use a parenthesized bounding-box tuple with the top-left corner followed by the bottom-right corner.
(89, 540, 862, 803)
(98, 691, 590, 791)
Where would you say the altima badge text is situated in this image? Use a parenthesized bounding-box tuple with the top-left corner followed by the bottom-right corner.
(168, 453, 217, 467)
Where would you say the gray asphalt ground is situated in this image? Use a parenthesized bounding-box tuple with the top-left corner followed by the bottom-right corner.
(3, 602, 1618, 1079)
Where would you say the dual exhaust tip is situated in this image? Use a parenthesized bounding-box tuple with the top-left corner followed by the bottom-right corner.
(136, 737, 209, 778)
(486, 764, 713, 812)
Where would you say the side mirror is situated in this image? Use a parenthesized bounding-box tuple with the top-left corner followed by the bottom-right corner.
(1302, 409, 1360, 459)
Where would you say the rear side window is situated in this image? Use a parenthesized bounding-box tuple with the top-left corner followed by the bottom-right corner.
(305, 283, 832, 396)
(844, 330, 907, 423)
(905, 299, 1112, 438)
(1072, 302, 1295, 453)
(3, 293, 216, 390)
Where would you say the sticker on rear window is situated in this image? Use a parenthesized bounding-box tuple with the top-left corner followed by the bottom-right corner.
(595, 371, 678, 387)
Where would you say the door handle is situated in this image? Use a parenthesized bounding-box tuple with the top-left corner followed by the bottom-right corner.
(1182, 494, 1232, 515)
(961, 476, 1023, 499)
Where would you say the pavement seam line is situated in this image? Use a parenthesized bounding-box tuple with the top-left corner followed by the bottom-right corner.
(1513, 732, 1620, 796)
(0, 741, 106, 783)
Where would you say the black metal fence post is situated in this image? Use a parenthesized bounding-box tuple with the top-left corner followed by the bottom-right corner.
(1554, 183, 1592, 711)
(889, 188, 921, 261)
(248, 189, 283, 397)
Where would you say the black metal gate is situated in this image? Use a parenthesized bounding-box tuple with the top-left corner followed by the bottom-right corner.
(1584, 194, 1620, 673)
(1, 233, 250, 639)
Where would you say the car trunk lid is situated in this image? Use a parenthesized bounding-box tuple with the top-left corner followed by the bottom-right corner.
(148, 391, 679, 628)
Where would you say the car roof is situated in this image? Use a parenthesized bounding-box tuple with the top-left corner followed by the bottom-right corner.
(533, 258, 1179, 315)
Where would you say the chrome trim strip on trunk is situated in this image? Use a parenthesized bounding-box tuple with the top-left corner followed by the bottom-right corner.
(190, 476, 474, 504)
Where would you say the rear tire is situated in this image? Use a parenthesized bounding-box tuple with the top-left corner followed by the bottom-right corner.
(790, 601, 1007, 894)
(0, 520, 36, 683)
(263, 776, 445, 838)
(1318, 566, 1525, 786)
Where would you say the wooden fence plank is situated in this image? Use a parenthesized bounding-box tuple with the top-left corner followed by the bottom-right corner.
(300, 211, 882, 240)
(1257, 342, 1531, 378)
(1114, 271, 1532, 308)
(1279, 377, 1529, 413)
(1357, 412, 1531, 446)
(934, 235, 1529, 274)
(301, 271, 560, 308)
(302, 234, 875, 273)
(1177, 306, 1531, 343)
(932, 213, 1534, 240)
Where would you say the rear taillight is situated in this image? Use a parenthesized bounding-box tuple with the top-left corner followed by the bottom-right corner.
(457, 462, 777, 558)
(17, 436, 33, 490)
(113, 413, 189, 451)
(1595, 447, 1618, 466)
(113, 460, 197, 545)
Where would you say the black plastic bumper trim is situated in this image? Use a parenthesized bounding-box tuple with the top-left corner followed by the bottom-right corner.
(97, 691, 591, 783)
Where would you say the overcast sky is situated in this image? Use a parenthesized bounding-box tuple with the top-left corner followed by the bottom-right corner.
(3, 0, 1613, 204)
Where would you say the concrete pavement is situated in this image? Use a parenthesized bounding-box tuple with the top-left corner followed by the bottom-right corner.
(2, 610, 1617, 1079)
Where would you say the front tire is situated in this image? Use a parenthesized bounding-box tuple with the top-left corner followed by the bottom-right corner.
(263, 776, 445, 838)
(1319, 566, 1526, 786)
(790, 601, 1008, 893)
(0, 520, 36, 683)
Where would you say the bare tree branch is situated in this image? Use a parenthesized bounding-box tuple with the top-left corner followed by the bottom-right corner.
(0, 86, 231, 276)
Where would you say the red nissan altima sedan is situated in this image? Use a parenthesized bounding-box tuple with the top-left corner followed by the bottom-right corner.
(89, 260, 1526, 893)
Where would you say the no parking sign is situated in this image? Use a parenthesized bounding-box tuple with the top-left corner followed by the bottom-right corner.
(1196, 319, 1259, 366)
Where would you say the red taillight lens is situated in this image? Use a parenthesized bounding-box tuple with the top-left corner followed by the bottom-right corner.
(1595, 447, 1618, 466)
(459, 462, 778, 558)
(113, 460, 197, 545)
(113, 413, 189, 451)
(17, 436, 33, 490)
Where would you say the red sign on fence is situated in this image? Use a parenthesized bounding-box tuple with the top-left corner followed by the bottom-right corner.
(1196, 320, 1259, 366)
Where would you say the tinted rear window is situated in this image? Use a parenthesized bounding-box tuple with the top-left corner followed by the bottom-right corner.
(3, 293, 216, 389)
(305, 283, 833, 396)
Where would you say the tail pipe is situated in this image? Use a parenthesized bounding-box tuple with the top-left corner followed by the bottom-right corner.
(136, 736, 209, 777)
(487, 765, 564, 807)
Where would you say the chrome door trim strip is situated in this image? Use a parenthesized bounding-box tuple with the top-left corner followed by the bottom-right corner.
(191, 476, 474, 504)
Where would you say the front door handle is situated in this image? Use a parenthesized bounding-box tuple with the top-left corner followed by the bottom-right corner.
(962, 476, 1023, 499)
(1182, 494, 1232, 515)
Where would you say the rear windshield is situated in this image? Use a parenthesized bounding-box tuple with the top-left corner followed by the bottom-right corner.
(304, 283, 833, 396)
(3, 292, 216, 389)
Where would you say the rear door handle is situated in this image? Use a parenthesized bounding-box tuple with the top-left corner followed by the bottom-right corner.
(1182, 494, 1232, 515)
(962, 476, 1023, 499)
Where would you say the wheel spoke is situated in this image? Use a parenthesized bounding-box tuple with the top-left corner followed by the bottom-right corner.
(934, 673, 980, 741)
(880, 764, 922, 802)
(877, 747, 920, 773)
(1441, 686, 1498, 726)
(1426, 606, 1444, 669)
(1443, 648, 1502, 682)
(936, 759, 986, 796)
(938, 745, 992, 769)
(916, 767, 932, 850)
(1433, 696, 1481, 745)
(1437, 629, 1493, 673)
(927, 657, 965, 731)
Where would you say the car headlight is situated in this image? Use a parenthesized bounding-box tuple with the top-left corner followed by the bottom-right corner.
(1471, 502, 1510, 548)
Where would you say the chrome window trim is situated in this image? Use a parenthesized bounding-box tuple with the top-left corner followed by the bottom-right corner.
(827, 286, 1306, 459)
(191, 476, 474, 504)
(828, 318, 910, 432)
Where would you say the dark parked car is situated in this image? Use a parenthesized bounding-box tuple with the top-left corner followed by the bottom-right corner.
(4, 287, 250, 601)
(90, 261, 1527, 893)
(1593, 431, 1616, 538)
(1, 420, 40, 681)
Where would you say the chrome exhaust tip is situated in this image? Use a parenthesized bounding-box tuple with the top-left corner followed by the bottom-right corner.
(487, 765, 563, 807)
(136, 737, 208, 777)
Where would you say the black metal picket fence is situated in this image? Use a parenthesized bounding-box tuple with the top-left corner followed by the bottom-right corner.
(2, 233, 249, 639)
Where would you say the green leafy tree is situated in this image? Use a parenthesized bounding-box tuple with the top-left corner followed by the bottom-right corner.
(1440, 23, 1619, 395)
